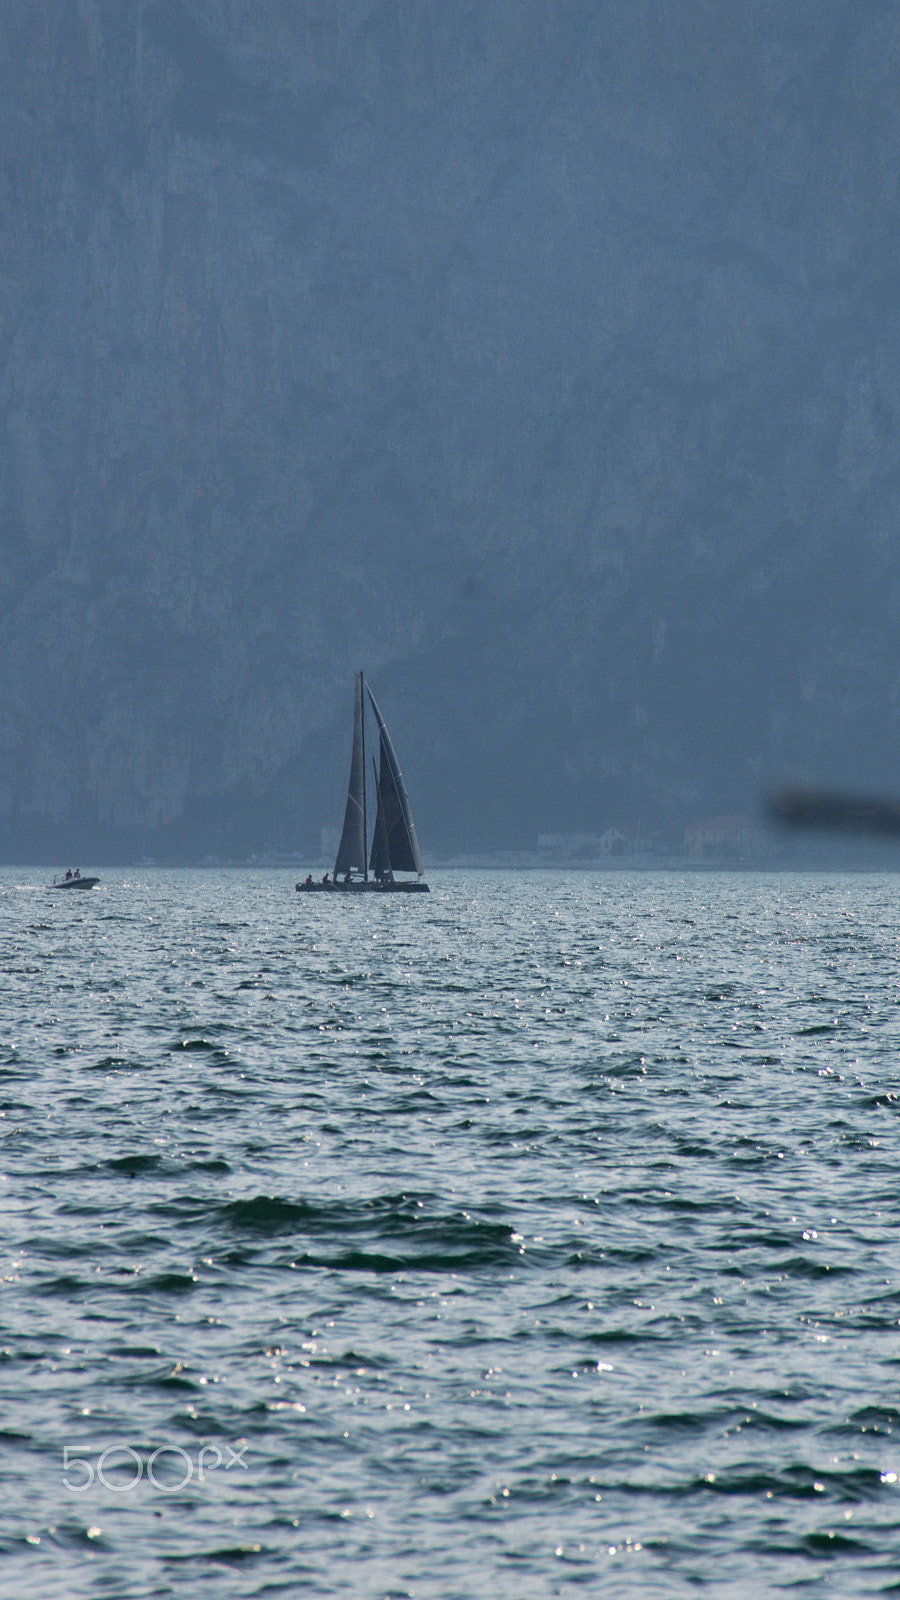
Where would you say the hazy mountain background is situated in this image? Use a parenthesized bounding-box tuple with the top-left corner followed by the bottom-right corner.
(2, 0, 900, 860)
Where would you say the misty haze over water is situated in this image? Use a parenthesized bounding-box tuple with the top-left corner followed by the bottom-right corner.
(2, 1, 900, 857)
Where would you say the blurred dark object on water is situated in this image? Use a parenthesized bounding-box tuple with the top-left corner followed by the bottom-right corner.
(769, 787, 900, 837)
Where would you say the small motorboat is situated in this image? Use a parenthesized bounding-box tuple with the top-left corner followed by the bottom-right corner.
(51, 872, 100, 890)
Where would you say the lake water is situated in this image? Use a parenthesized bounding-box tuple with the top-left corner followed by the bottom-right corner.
(2, 867, 900, 1597)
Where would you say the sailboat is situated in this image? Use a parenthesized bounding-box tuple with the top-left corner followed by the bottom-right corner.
(296, 673, 429, 893)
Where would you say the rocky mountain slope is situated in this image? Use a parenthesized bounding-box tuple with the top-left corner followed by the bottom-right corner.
(2, 0, 900, 858)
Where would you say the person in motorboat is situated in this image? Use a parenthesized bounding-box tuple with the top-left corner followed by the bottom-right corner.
(65, 869, 72, 880)
(304, 874, 313, 886)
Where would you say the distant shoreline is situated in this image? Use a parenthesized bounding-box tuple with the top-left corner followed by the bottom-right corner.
(5, 857, 900, 874)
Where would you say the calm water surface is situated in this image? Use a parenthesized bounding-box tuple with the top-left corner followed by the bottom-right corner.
(2, 867, 900, 1597)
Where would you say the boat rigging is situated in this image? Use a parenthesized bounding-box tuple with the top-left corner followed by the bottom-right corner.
(296, 673, 429, 893)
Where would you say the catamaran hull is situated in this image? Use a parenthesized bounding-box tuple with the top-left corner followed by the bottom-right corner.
(295, 881, 429, 893)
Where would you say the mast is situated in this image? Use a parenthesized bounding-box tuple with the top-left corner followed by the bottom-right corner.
(333, 673, 367, 878)
(360, 671, 367, 882)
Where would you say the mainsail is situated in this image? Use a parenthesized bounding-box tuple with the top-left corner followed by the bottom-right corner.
(366, 684, 425, 877)
(333, 673, 367, 877)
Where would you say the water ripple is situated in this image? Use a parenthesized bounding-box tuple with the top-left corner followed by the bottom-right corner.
(3, 868, 900, 1596)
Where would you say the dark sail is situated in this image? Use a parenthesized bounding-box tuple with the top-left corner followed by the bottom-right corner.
(366, 685, 425, 876)
(368, 756, 391, 880)
(333, 673, 367, 877)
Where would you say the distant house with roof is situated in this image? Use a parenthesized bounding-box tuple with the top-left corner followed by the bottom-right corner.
(537, 832, 602, 860)
(684, 815, 773, 859)
(599, 826, 656, 857)
(537, 827, 661, 860)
